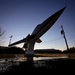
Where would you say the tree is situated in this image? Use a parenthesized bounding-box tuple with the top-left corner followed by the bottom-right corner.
(0, 27, 5, 46)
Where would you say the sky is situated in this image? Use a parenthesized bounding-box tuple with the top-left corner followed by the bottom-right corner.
(0, 0, 75, 51)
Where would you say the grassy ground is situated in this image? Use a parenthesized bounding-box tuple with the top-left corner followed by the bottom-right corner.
(0, 53, 75, 74)
(0, 58, 75, 74)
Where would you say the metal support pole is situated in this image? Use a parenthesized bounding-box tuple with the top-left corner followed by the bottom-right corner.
(61, 25, 69, 50)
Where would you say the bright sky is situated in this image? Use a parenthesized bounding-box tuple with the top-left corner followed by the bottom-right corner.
(0, 0, 75, 51)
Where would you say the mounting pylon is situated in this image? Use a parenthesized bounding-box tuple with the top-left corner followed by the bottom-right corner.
(61, 25, 69, 50)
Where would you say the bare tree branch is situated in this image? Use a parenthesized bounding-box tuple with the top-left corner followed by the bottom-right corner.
(0, 27, 6, 46)
(0, 27, 5, 37)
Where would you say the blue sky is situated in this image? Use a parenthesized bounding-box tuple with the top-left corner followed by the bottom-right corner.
(0, 0, 75, 51)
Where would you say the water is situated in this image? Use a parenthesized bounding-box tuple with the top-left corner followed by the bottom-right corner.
(0, 54, 68, 73)
(33, 56, 68, 68)
(33, 56, 67, 60)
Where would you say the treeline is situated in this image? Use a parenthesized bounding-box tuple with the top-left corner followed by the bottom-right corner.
(34, 49, 62, 53)
(63, 47, 75, 53)
(0, 46, 25, 54)
(0, 46, 75, 54)
(34, 47, 75, 54)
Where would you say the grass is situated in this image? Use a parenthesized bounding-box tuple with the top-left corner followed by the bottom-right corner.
(0, 58, 75, 74)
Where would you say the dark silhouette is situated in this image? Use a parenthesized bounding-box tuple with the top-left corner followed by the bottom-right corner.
(34, 49, 62, 53)
(61, 25, 69, 50)
(0, 27, 5, 46)
(63, 47, 75, 53)
(0, 46, 24, 54)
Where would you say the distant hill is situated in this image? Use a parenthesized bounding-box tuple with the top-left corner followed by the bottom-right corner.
(1, 46, 75, 54)
(34, 49, 62, 53)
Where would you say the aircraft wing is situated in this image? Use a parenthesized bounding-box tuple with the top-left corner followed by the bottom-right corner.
(8, 34, 31, 46)
(9, 34, 42, 47)
(8, 38, 26, 46)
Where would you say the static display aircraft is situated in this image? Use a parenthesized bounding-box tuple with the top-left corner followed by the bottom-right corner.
(9, 6, 66, 56)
